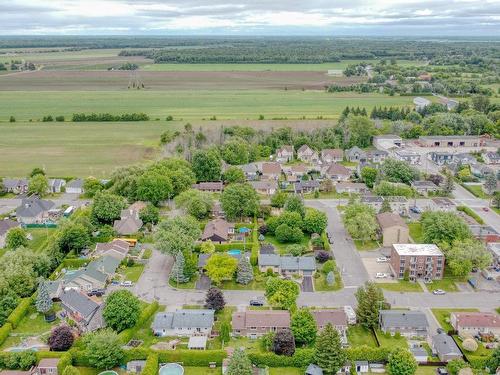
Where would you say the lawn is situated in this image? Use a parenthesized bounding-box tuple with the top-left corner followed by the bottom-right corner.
(264, 233, 310, 255)
(431, 308, 479, 332)
(378, 280, 423, 292)
(425, 278, 459, 292)
(314, 268, 343, 291)
(219, 269, 267, 291)
(408, 222, 424, 243)
(119, 264, 145, 282)
(269, 369, 303, 375)
(462, 184, 490, 199)
(374, 329, 408, 348)
(415, 366, 440, 375)
(26, 228, 57, 252)
(354, 240, 379, 251)
(347, 325, 378, 347)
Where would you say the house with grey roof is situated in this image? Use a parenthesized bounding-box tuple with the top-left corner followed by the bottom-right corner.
(411, 180, 439, 196)
(345, 146, 367, 162)
(63, 255, 120, 292)
(65, 179, 84, 194)
(151, 309, 215, 337)
(238, 163, 260, 181)
(379, 310, 429, 339)
(113, 208, 143, 235)
(0, 219, 20, 248)
(44, 280, 63, 300)
(47, 179, 66, 194)
(294, 180, 320, 194)
(483, 152, 500, 165)
(431, 333, 462, 362)
(60, 289, 104, 332)
(258, 254, 316, 276)
(2, 178, 29, 194)
(366, 150, 388, 164)
(15, 197, 55, 224)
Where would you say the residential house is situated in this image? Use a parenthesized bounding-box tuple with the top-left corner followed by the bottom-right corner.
(394, 150, 421, 165)
(345, 146, 367, 162)
(239, 163, 260, 181)
(113, 207, 143, 235)
(60, 289, 104, 332)
(126, 360, 147, 374)
(469, 225, 500, 243)
(63, 255, 120, 292)
(411, 180, 439, 196)
(429, 152, 454, 166)
(152, 309, 215, 337)
(376, 212, 409, 247)
(15, 197, 55, 224)
(297, 145, 319, 163)
(94, 239, 130, 260)
(305, 364, 323, 375)
(390, 244, 445, 281)
(430, 198, 456, 212)
(356, 161, 377, 176)
(361, 195, 409, 216)
(201, 218, 235, 243)
(373, 135, 403, 151)
(65, 179, 84, 194)
(2, 178, 29, 194)
(311, 309, 348, 344)
(231, 310, 290, 338)
(450, 312, 500, 339)
(0, 219, 20, 248)
(471, 164, 494, 178)
(323, 163, 351, 182)
(275, 145, 294, 163)
(379, 310, 429, 338)
(192, 182, 224, 193)
(419, 135, 483, 148)
(258, 254, 316, 276)
(294, 180, 320, 195)
(453, 153, 477, 166)
(354, 361, 369, 374)
(335, 182, 369, 195)
(250, 181, 278, 195)
(261, 162, 282, 180)
(44, 280, 63, 300)
(366, 150, 388, 164)
(413, 97, 431, 111)
(483, 152, 500, 165)
(321, 149, 344, 164)
(431, 333, 462, 362)
(47, 179, 66, 194)
(36, 358, 60, 375)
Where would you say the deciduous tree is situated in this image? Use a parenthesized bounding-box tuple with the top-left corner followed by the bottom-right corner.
(28, 174, 49, 196)
(204, 287, 225, 311)
(421, 211, 471, 246)
(226, 348, 253, 375)
(91, 191, 126, 224)
(273, 329, 296, 356)
(265, 278, 300, 310)
(155, 215, 201, 256)
(303, 209, 327, 234)
(387, 347, 417, 375)
(6, 227, 28, 249)
(48, 325, 75, 351)
(291, 308, 317, 346)
(174, 189, 213, 219)
(223, 166, 245, 184)
(85, 329, 124, 369)
(220, 183, 259, 221)
(192, 149, 222, 182)
(103, 290, 140, 332)
(206, 253, 238, 284)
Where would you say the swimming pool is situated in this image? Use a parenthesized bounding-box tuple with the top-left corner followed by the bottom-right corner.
(227, 249, 241, 255)
(98, 371, 118, 375)
(159, 363, 184, 375)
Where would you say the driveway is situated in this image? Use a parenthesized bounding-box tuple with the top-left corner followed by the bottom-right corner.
(195, 274, 212, 290)
(301, 276, 314, 292)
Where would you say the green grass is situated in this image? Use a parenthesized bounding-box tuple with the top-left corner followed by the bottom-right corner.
(314, 268, 343, 291)
(0, 91, 417, 123)
(347, 325, 378, 347)
(353, 240, 379, 251)
(375, 329, 408, 348)
(431, 308, 479, 332)
(169, 276, 197, 289)
(142, 248, 153, 259)
(457, 205, 485, 224)
(119, 264, 145, 282)
(264, 233, 310, 254)
(408, 222, 424, 243)
(462, 184, 491, 199)
(219, 268, 267, 290)
(426, 278, 459, 292)
(415, 366, 440, 375)
(378, 280, 424, 292)
(268, 369, 302, 375)
(27, 228, 57, 252)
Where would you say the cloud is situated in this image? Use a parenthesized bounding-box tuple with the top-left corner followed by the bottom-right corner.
(0, 0, 498, 35)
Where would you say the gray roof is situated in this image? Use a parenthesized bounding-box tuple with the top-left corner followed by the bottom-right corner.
(87, 255, 121, 275)
(306, 364, 323, 375)
(152, 309, 215, 330)
(60, 289, 100, 319)
(411, 347, 428, 358)
(0, 219, 20, 236)
(16, 198, 55, 218)
(432, 333, 461, 357)
(346, 146, 366, 157)
(379, 310, 429, 329)
(280, 256, 316, 271)
(2, 178, 28, 190)
(63, 267, 107, 285)
(66, 178, 84, 189)
(258, 253, 281, 267)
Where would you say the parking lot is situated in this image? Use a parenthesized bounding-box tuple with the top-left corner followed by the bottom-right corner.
(359, 250, 395, 283)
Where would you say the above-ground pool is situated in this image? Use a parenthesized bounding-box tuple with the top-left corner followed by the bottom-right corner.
(98, 371, 118, 375)
(159, 363, 184, 375)
(227, 249, 241, 255)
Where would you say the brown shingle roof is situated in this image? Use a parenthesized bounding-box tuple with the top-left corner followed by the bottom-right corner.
(262, 162, 282, 175)
(312, 310, 348, 328)
(0, 219, 20, 236)
(325, 163, 351, 176)
(321, 149, 343, 159)
(202, 219, 233, 241)
(232, 310, 290, 330)
(38, 358, 60, 368)
(376, 212, 408, 229)
(452, 312, 500, 329)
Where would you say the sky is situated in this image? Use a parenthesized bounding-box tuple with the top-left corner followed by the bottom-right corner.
(1, 0, 499, 36)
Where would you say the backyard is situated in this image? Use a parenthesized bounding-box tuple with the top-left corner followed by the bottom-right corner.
(408, 222, 423, 243)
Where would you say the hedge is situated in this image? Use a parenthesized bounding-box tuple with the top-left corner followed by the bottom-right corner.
(70, 348, 90, 367)
(156, 350, 227, 366)
(248, 349, 314, 368)
(36, 351, 65, 360)
(123, 348, 150, 362)
(251, 222, 259, 266)
(142, 353, 159, 375)
(0, 323, 12, 346)
(7, 297, 32, 328)
(57, 352, 73, 374)
(457, 206, 485, 225)
(321, 231, 331, 251)
(118, 301, 160, 344)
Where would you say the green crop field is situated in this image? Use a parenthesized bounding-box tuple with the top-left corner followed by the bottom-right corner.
(0, 90, 416, 122)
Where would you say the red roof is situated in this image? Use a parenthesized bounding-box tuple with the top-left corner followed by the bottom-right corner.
(452, 312, 500, 329)
(232, 310, 290, 330)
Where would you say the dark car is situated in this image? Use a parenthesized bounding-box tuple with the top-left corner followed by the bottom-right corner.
(249, 299, 264, 306)
(88, 289, 105, 297)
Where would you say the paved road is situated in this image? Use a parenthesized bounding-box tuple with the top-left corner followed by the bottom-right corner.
(307, 200, 370, 288)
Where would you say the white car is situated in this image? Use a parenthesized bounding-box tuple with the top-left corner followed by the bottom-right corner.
(432, 289, 446, 295)
(121, 281, 133, 287)
(376, 257, 388, 263)
(375, 273, 387, 278)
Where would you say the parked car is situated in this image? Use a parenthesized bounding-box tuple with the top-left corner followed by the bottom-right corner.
(432, 289, 446, 295)
(481, 269, 493, 280)
(88, 289, 105, 297)
(375, 273, 387, 278)
(410, 206, 422, 214)
(436, 368, 449, 375)
(121, 281, 133, 287)
(376, 257, 388, 263)
(482, 207, 489, 212)
(249, 299, 264, 307)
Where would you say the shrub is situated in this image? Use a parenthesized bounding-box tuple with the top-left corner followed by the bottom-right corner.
(462, 338, 478, 352)
(48, 325, 75, 351)
(0, 323, 12, 346)
(248, 349, 314, 368)
(275, 224, 303, 243)
(322, 260, 335, 274)
(55, 116, 65, 122)
(346, 345, 390, 362)
(316, 250, 331, 263)
(57, 352, 73, 374)
(142, 353, 159, 375)
(7, 298, 32, 328)
(118, 301, 159, 343)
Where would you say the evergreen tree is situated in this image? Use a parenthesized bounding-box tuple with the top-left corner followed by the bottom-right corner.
(355, 282, 385, 329)
(379, 199, 393, 213)
(170, 251, 189, 283)
(484, 173, 497, 195)
(326, 271, 335, 286)
(35, 280, 53, 315)
(236, 255, 254, 285)
(314, 323, 348, 375)
(443, 172, 455, 195)
(226, 348, 253, 375)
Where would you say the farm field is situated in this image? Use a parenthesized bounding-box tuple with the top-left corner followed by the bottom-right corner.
(0, 90, 416, 122)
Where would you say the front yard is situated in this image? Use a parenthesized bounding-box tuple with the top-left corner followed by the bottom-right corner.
(431, 308, 479, 332)
(378, 280, 423, 292)
(263, 233, 311, 255)
(354, 240, 379, 251)
(314, 266, 343, 291)
(119, 263, 145, 282)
